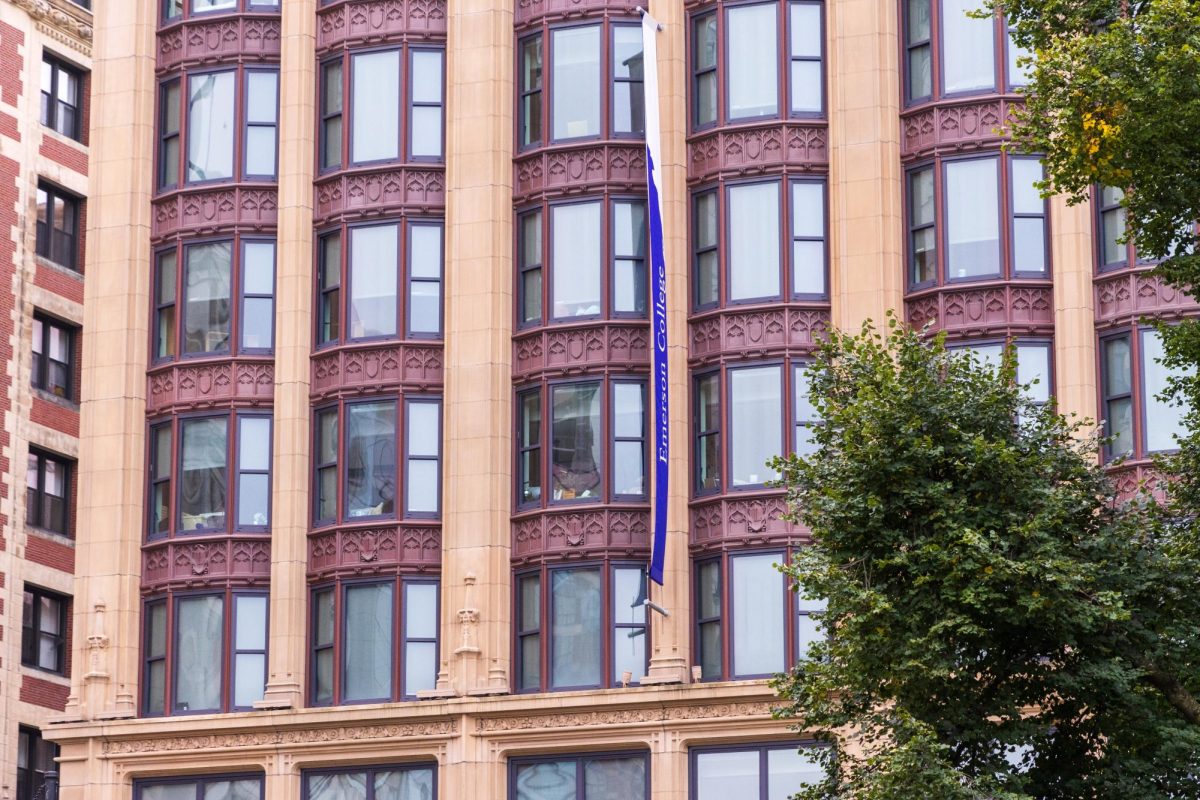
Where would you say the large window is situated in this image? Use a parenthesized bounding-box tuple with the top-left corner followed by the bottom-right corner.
(515, 564, 647, 692)
(906, 156, 1048, 288)
(17, 727, 60, 800)
(22, 586, 67, 674)
(163, 0, 281, 20)
(32, 314, 76, 400)
(690, 744, 823, 799)
(305, 765, 436, 800)
(949, 340, 1053, 408)
(690, 1, 825, 130)
(317, 220, 444, 344)
(1100, 328, 1191, 462)
(134, 775, 263, 800)
(511, 753, 648, 800)
(516, 379, 646, 508)
(904, 0, 1026, 103)
(26, 450, 71, 536)
(40, 54, 83, 141)
(35, 182, 80, 271)
(142, 591, 268, 715)
(318, 47, 445, 169)
(693, 178, 828, 309)
(153, 238, 275, 360)
(310, 578, 439, 705)
(157, 68, 280, 189)
(312, 397, 442, 524)
(693, 551, 824, 681)
(519, 21, 645, 149)
(147, 412, 273, 538)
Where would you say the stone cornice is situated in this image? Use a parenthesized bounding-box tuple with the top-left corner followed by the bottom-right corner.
(13, 0, 93, 54)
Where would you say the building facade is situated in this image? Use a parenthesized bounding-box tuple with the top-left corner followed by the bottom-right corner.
(0, 1, 92, 799)
(24, 0, 1196, 798)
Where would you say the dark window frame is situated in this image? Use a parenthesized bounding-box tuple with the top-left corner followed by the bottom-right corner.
(242, 67, 280, 180)
(408, 46, 446, 162)
(405, 220, 446, 339)
(516, 207, 544, 329)
(403, 397, 443, 518)
(22, 585, 68, 675)
(693, 371, 721, 495)
(1007, 155, 1050, 278)
(518, 33, 544, 150)
(133, 774, 265, 800)
(900, 0, 1023, 107)
(26, 448, 72, 537)
(31, 312, 76, 401)
(688, 742, 828, 799)
(788, 177, 829, 300)
(17, 726, 60, 800)
(611, 379, 648, 502)
(786, 0, 826, 117)
(726, 360, 786, 491)
(693, 187, 720, 309)
(302, 764, 438, 800)
(611, 22, 646, 138)
(158, 78, 182, 189)
(691, 11, 719, 131)
(161, 0, 280, 23)
(40, 53, 83, 141)
(1099, 330, 1134, 463)
(35, 181, 80, 271)
(509, 751, 651, 800)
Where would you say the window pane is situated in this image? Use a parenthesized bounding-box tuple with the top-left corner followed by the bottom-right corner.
(184, 242, 232, 354)
(234, 652, 266, 707)
(205, 781, 260, 800)
(404, 640, 436, 696)
(697, 750, 759, 799)
(791, 3, 821, 56)
(407, 402, 439, 457)
(1143, 330, 1190, 452)
(344, 583, 394, 700)
(351, 50, 400, 162)
(551, 383, 602, 501)
(552, 202, 602, 318)
(239, 416, 271, 472)
(515, 762, 575, 800)
(412, 50, 442, 104)
(346, 401, 396, 517)
(945, 159, 1000, 278)
(407, 460, 438, 514)
(235, 594, 267, 650)
(405, 582, 438, 640)
(187, 72, 235, 182)
(732, 553, 785, 675)
(614, 27, 645, 134)
(1011, 159, 1043, 214)
(695, 192, 719, 305)
(1102, 205, 1126, 265)
(728, 4, 779, 119)
(1013, 217, 1046, 274)
(409, 225, 442, 334)
(767, 748, 824, 799)
(238, 472, 269, 527)
(308, 774, 366, 800)
(942, 0, 995, 92)
(142, 786, 198, 800)
(148, 601, 168, 658)
(729, 182, 781, 300)
(585, 757, 646, 800)
(350, 224, 399, 338)
(175, 595, 224, 711)
(907, 0, 931, 42)
(376, 769, 435, 800)
(614, 201, 647, 314)
(613, 568, 647, 683)
(157, 253, 178, 357)
(1104, 337, 1131, 396)
(317, 410, 338, 519)
(792, 182, 825, 294)
(909, 42, 932, 99)
(521, 37, 543, 146)
(731, 366, 782, 486)
(614, 384, 645, 496)
(180, 417, 228, 530)
(521, 392, 542, 503)
(552, 26, 600, 139)
(1008, 33, 1033, 86)
(245, 127, 276, 177)
(551, 568, 601, 687)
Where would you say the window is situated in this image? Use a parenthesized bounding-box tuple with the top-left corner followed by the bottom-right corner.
(26, 450, 71, 536)
(519, 36, 543, 148)
(159, 79, 181, 188)
(690, 744, 823, 799)
(613, 200, 648, 315)
(1099, 328, 1190, 463)
(22, 586, 67, 674)
(552, 26, 601, 140)
(147, 412, 273, 539)
(728, 182, 782, 302)
(908, 166, 935, 285)
(793, 363, 818, 455)
(941, 0, 994, 94)
(518, 210, 543, 326)
(135, 776, 263, 800)
(790, 180, 826, 296)
(305, 765, 436, 800)
(905, 0, 932, 101)
(35, 183, 80, 271)
(728, 4, 778, 120)
(613, 26, 645, 135)
(142, 591, 268, 715)
(552, 382, 602, 501)
(904, 0, 1027, 103)
(552, 201, 602, 319)
(31, 314, 75, 400)
(311, 398, 442, 524)
(789, 2, 823, 114)
(694, 191, 719, 307)
(319, 47, 446, 168)
(1007, 22, 1032, 88)
(945, 158, 1000, 280)
(188, 71, 236, 182)
(693, 13, 718, 128)
(511, 753, 648, 800)
(243, 71, 278, 177)
(40, 55, 82, 141)
(1141, 329, 1189, 454)
(163, 0, 280, 20)
(951, 341, 1053, 408)
(695, 373, 721, 493)
(17, 727, 60, 800)
(612, 382, 647, 499)
(154, 237, 275, 360)
(407, 222, 444, 337)
(1098, 185, 1128, 270)
(1101, 334, 1133, 461)
(518, 390, 542, 505)
(309, 578, 439, 705)
(730, 365, 783, 488)
(318, 232, 341, 344)
(1010, 158, 1047, 275)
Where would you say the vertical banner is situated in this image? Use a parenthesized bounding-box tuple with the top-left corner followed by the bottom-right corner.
(642, 10, 668, 586)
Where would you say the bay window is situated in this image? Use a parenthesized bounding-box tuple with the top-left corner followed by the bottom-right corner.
(306, 765, 436, 800)
(310, 578, 439, 705)
(691, 744, 823, 799)
(142, 591, 268, 715)
(512, 753, 648, 800)
(1100, 327, 1192, 462)
(135, 776, 263, 800)
(904, 0, 1028, 102)
(515, 564, 647, 692)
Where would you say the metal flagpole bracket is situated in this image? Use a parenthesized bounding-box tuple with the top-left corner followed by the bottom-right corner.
(635, 6, 664, 30)
(643, 599, 671, 617)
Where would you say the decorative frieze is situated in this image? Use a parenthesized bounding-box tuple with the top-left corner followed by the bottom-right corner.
(1093, 269, 1199, 329)
(152, 187, 278, 241)
(146, 359, 274, 415)
(310, 343, 444, 398)
(900, 99, 1018, 161)
(316, 0, 447, 52)
(141, 536, 271, 591)
(689, 493, 806, 549)
(308, 523, 442, 578)
(905, 283, 1054, 339)
(511, 508, 650, 562)
(514, 0, 638, 31)
(513, 144, 646, 204)
(687, 122, 828, 184)
(314, 168, 444, 224)
(512, 323, 649, 381)
(100, 720, 457, 754)
(157, 16, 281, 72)
(687, 306, 829, 366)
(475, 701, 777, 732)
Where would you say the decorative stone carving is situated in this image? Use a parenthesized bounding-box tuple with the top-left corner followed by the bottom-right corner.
(475, 701, 777, 732)
(1093, 269, 1199, 328)
(157, 16, 281, 71)
(904, 283, 1054, 339)
(11, 0, 93, 45)
(687, 306, 829, 366)
(687, 122, 828, 184)
(146, 359, 274, 414)
(513, 144, 646, 204)
(688, 493, 805, 548)
(317, 0, 446, 52)
(511, 508, 650, 562)
(311, 343, 444, 398)
(512, 323, 649, 381)
(314, 168, 444, 224)
(307, 523, 441, 578)
(100, 720, 458, 754)
(84, 601, 109, 681)
(900, 99, 1017, 160)
(141, 537, 271, 591)
(153, 188, 278, 240)
(514, 0, 638, 29)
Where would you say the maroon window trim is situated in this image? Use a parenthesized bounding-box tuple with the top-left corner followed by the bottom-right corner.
(161, 0, 279, 24)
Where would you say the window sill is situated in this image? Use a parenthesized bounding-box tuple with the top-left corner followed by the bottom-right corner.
(33, 386, 80, 412)
(34, 256, 83, 281)
(26, 526, 76, 548)
(20, 664, 70, 683)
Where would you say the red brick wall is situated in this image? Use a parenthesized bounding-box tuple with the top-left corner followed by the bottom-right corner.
(32, 263, 84, 304)
(20, 673, 70, 711)
(25, 532, 75, 574)
(0, 22, 23, 107)
(39, 136, 88, 176)
(30, 396, 79, 437)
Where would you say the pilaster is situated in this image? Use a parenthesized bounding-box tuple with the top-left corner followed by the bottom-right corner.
(1050, 195, 1098, 426)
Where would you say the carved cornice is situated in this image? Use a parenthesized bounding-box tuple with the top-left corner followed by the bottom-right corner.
(900, 97, 1019, 161)
(100, 719, 457, 754)
(476, 701, 777, 732)
(310, 342, 444, 399)
(511, 507, 650, 563)
(1107, 462, 1168, 504)
(689, 492, 807, 550)
(147, 358, 274, 415)
(688, 305, 829, 367)
(142, 536, 271, 592)
(308, 523, 442, 579)
(13, 0, 92, 51)
(687, 122, 828, 185)
(157, 16, 281, 73)
(512, 322, 649, 382)
(314, 167, 444, 225)
(153, 187, 278, 241)
(513, 143, 646, 205)
(514, 0, 638, 33)
(904, 282, 1054, 340)
(317, 0, 447, 53)
(1093, 268, 1200, 330)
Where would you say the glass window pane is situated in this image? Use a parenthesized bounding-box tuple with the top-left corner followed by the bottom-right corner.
(520, 634, 541, 690)
(521, 38, 543, 146)
(790, 3, 821, 56)
(350, 224, 399, 339)
(141, 786, 197, 800)
(945, 159, 1000, 278)
(146, 660, 167, 715)
(1011, 159, 1043, 214)
(148, 601, 168, 657)
(175, 595, 224, 711)
(187, 72, 235, 182)
(732, 553, 785, 675)
(731, 366, 783, 486)
(179, 417, 228, 530)
(1008, 34, 1033, 86)
(323, 62, 343, 115)
(235, 595, 267, 650)
(614, 28, 645, 134)
(521, 392, 542, 503)
(405, 582, 438, 639)
(411, 106, 443, 158)
(344, 583, 394, 700)
(1016, 344, 1051, 404)
(520, 575, 540, 630)
(907, 0, 931, 42)
(942, 0, 996, 92)
(550, 568, 601, 687)
(697, 750, 759, 799)
(585, 757, 646, 800)
(184, 242, 233, 354)
(552, 26, 601, 139)
(412, 50, 443, 104)
(552, 202, 602, 318)
(729, 182, 781, 300)
(239, 416, 271, 472)
(375, 769, 434, 800)
(246, 71, 277, 124)
(1104, 336, 1131, 396)
(515, 762, 575, 800)
(613, 567, 646, 625)
(1013, 217, 1046, 274)
(308, 774, 366, 800)
(346, 401, 396, 517)
(790, 43, 822, 110)
(406, 460, 438, 514)
(768, 748, 824, 799)
(243, 242, 274, 295)
(246, 126, 276, 176)
(1143, 330, 1190, 452)
(728, 4, 779, 119)
(238, 472, 269, 527)
(407, 402, 439, 457)
(1103, 206, 1127, 265)
(410, 225, 441, 279)
(551, 383, 602, 501)
(351, 50, 400, 162)
(404, 640, 436, 696)
(233, 652, 265, 707)
(242, 297, 273, 350)
(614, 383, 644, 439)
(318, 409, 338, 461)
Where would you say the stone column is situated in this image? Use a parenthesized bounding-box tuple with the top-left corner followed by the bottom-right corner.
(1050, 196, 1097, 426)
(434, 0, 514, 696)
(256, 0, 316, 710)
(643, 0, 690, 686)
(61, 0, 157, 723)
(828, 0, 905, 333)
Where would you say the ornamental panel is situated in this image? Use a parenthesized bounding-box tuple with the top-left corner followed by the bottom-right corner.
(514, 0, 638, 29)
(510, 508, 650, 563)
(1093, 270, 1199, 329)
(157, 16, 281, 72)
(900, 99, 1017, 161)
(141, 536, 271, 591)
(513, 144, 646, 205)
(310, 343, 444, 398)
(307, 523, 441, 579)
(687, 306, 829, 366)
(146, 359, 274, 415)
(512, 323, 649, 381)
(905, 283, 1054, 339)
(314, 168, 445, 225)
(687, 122, 828, 184)
(153, 188, 278, 241)
(317, 0, 447, 52)
(689, 493, 806, 550)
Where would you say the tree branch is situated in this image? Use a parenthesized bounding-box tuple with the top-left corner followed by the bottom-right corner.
(1137, 657, 1200, 725)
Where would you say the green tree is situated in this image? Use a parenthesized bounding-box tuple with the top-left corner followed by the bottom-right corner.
(771, 319, 1200, 799)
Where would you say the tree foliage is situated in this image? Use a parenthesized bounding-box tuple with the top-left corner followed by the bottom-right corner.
(771, 319, 1200, 799)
